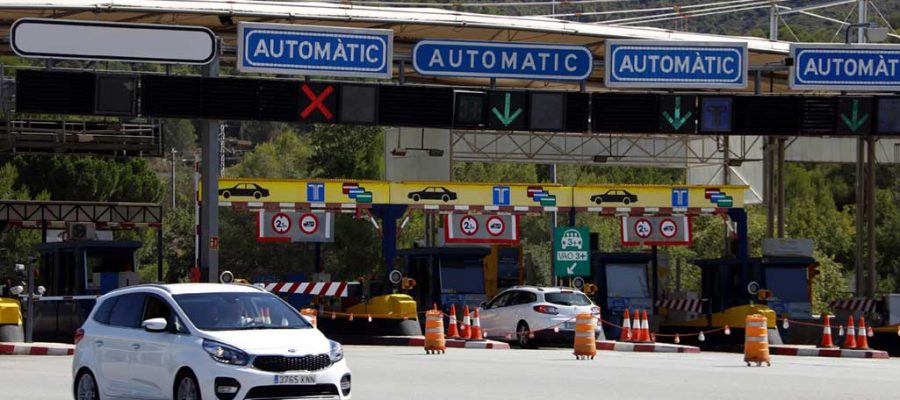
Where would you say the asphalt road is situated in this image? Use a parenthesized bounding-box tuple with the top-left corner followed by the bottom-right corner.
(3, 346, 898, 400)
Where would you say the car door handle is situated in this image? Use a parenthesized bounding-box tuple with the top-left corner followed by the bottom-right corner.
(94, 340, 103, 347)
(132, 344, 141, 350)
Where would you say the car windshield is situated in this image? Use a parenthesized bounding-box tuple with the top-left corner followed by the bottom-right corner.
(174, 292, 312, 331)
(544, 292, 593, 306)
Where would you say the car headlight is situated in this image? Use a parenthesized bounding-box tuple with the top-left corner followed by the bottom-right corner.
(329, 340, 344, 363)
(202, 340, 249, 366)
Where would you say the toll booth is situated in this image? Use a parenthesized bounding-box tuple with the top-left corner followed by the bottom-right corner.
(31, 240, 142, 342)
(588, 252, 654, 340)
(484, 245, 524, 298)
(694, 256, 816, 319)
(397, 247, 492, 313)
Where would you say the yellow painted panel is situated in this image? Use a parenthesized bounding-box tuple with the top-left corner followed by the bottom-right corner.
(215, 178, 390, 204)
(391, 182, 570, 208)
(572, 184, 746, 209)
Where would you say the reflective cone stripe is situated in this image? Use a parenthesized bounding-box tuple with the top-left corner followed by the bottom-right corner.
(844, 316, 857, 349)
(640, 310, 652, 343)
(621, 309, 632, 342)
(461, 305, 471, 340)
(424, 310, 446, 353)
(856, 316, 870, 350)
(573, 313, 597, 359)
(446, 305, 460, 339)
(819, 316, 836, 348)
(631, 309, 641, 341)
(744, 315, 770, 365)
(470, 309, 484, 341)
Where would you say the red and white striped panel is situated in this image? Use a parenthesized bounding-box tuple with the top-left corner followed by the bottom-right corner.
(264, 282, 358, 298)
(830, 298, 876, 313)
(655, 299, 702, 313)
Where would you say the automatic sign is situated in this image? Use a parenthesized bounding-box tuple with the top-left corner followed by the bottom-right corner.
(621, 216, 691, 246)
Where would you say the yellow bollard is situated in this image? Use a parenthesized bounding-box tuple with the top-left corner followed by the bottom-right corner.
(744, 314, 771, 367)
(424, 310, 446, 354)
(573, 313, 597, 360)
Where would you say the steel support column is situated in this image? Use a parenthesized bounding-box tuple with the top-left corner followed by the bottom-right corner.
(776, 138, 785, 238)
(866, 136, 877, 298)
(855, 137, 865, 296)
(199, 55, 220, 283)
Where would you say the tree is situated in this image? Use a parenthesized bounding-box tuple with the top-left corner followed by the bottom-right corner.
(307, 125, 383, 179)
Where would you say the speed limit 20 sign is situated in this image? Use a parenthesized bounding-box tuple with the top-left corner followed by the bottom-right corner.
(444, 214, 519, 244)
(620, 216, 691, 246)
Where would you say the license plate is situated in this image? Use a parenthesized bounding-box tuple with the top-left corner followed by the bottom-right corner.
(274, 374, 316, 385)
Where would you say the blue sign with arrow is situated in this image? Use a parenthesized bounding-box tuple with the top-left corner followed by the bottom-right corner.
(790, 44, 900, 91)
(605, 40, 748, 89)
(413, 40, 593, 81)
(237, 22, 393, 79)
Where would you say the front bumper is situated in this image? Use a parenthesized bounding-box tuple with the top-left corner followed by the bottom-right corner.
(194, 358, 352, 400)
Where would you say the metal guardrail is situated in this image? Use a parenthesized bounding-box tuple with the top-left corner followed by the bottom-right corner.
(0, 119, 162, 156)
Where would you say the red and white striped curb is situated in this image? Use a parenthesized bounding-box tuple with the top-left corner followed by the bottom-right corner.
(407, 337, 511, 350)
(0, 343, 74, 356)
(769, 345, 889, 359)
(596, 340, 701, 353)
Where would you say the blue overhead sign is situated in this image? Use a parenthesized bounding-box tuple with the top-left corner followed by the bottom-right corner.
(605, 40, 748, 89)
(790, 44, 900, 91)
(237, 22, 393, 79)
(413, 40, 593, 81)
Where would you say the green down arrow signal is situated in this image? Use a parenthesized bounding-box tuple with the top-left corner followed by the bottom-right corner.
(663, 97, 693, 130)
(840, 99, 870, 133)
(491, 93, 523, 127)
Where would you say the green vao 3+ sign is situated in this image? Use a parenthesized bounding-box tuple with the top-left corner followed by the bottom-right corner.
(554, 226, 590, 277)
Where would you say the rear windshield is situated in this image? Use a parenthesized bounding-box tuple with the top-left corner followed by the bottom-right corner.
(545, 292, 592, 306)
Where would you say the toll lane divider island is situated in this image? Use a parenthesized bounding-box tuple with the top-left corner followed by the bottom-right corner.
(208, 178, 746, 214)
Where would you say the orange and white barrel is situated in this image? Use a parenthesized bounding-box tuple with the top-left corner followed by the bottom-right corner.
(573, 313, 597, 360)
(300, 308, 318, 328)
(424, 310, 446, 354)
(744, 314, 771, 367)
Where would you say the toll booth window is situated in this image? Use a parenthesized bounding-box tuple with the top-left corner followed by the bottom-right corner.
(606, 263, 650, 298)
(439, 260, 485, 294)
(765, 267, 809, 303)
(40, 250, 78, 296)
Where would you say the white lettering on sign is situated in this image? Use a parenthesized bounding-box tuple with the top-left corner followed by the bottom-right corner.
(617, 54, 738, 75)
(253, 39, 382, 65)
(557, 251, 588, 261)
(802, 57, 899, 79)
(427, 49, 579, 74)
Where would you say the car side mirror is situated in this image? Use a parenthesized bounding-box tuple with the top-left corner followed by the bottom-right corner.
(142, 318, 168, 333)
(480, 302, 488, 309)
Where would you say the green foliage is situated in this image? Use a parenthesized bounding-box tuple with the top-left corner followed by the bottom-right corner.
(226, 130, 311, 178)
(811, 250, 851, 314)
(307, 125, 384, 179)
(163, 119, 198, 154)
(6, 156, 162, 202)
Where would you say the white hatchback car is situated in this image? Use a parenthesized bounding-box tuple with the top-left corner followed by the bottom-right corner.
(72, 283, 351, 400)
(479, 286, 601, 348)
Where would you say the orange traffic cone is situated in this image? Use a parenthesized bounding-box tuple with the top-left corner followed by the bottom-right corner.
(640, 310, 652, 343)
(857, 316, 870, 350)
(461, 305, 471, 340)
(819, 315, 836, 348)
(470, 308, 484, 341)
(446, 305, 460, 339)
(631, 309, 642, 341)
(843, 316, 857, 349)
(620, 309, 632, 342)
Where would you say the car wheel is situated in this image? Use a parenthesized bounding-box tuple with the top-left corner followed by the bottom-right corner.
(74, 370, 99, 400)
(623, 198, 631, 205)
(222, 191, 230, 199)
(442, 195, 450, 202)
(175, 371, 201, 400)
(253, 191, 262, 200)
(517, 321, 537, 349)
(412, 194, 421, 202)
(594, 198, 602, 205)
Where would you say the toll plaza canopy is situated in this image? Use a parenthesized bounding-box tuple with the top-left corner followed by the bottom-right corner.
(0, 0, 791, 91)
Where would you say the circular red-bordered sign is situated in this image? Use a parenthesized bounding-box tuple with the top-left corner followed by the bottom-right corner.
(271, 213, 291, 234)
(459, 215, 479, 236)
(486, 216, 506, 236)
(659, 218, 678, 239)
(298, 213, 320, 235)
(634, 218, 653, 239)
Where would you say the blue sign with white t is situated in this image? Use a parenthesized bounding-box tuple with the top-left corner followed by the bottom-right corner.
(492, 186, 510, 206)
(307, 182, 325, 203)
(790, 44, 900, 91)
(237, 22, 393, 79)
(413, 40, 593, 81)
(605, 40, 748, 89)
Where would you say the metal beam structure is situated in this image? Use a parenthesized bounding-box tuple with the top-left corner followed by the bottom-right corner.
(0, 200, 162, 227)
(199, 54, 220, 284)
(0, 119, 162, 156)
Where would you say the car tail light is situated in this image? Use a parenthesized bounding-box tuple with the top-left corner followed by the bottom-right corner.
(533, 305, 559, 315)
(74, 328, 85, 345)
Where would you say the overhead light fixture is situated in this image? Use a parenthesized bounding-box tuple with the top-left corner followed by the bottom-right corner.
(593, 155, 608, 163)
(391, 147, 408, 157)
(426, 149, 444, 157)
(727, 159, 744, 167)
